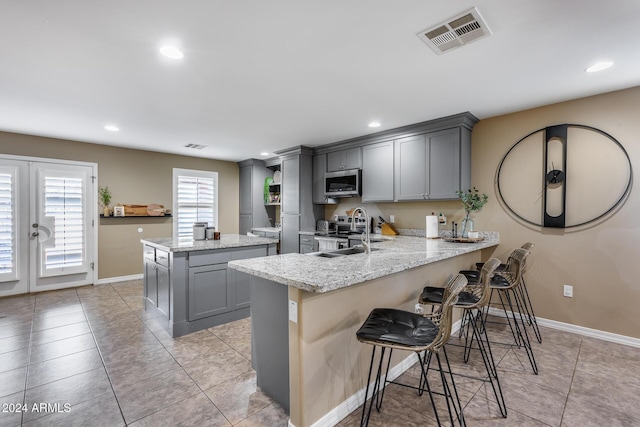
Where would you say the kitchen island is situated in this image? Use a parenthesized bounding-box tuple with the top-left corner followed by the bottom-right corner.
(228, 233, 499, 427)
(141, 234, 278, 337)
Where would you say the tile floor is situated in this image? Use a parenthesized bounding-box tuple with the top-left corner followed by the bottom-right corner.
(0, 280, 287, 427)
(1, 281, 639, 426)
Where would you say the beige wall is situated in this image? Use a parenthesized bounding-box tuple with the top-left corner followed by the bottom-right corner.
(472, 86, 640, 338)
(0, 131, 239, 279)
(326, 86, 640, 338)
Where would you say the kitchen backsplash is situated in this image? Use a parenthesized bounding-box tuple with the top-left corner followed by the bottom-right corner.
(324, 198, 473, 231)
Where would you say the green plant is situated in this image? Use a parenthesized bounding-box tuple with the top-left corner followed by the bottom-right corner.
(98, 186, 112, 207)
(456, 187, 488, 237)
(456, 187, 488, 214)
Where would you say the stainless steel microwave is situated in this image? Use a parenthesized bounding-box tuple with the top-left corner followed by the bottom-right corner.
(324, 169, 361, 197)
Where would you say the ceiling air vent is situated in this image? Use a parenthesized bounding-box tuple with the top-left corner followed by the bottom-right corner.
(417, 7, 492, 55)
(184, 144, 207, 150)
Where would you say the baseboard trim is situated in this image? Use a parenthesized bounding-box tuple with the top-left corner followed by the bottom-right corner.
(290, 318, 462, 427)
(291, 310, 640, 427)
(95, 274, 143, 285)
(486, 307, 640, 348)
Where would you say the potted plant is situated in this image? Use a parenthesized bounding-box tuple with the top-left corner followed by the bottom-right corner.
(456, 187, 488, 237)
(98, 186, 112, 217)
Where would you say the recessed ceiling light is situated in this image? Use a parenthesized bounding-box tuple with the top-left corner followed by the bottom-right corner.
(159, 45, 184, 59)
(585, 61, 613, 73)
(368, 121, 381, 128)
(260, 152, 270, 156)
(104, 125, 119, 132)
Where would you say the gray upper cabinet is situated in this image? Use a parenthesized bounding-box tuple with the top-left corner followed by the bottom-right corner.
(239, 165, 252, 215)
(394, 128, 469, 201)
(277, 147, 322, 253)
(394, 134, 427, 201)
(312, 154, 337, 205)
(238, 159, 272, 234)
(327, 147, 362, 172)
(312, 154, 326, 204)
(362, 141, 394, 202)
(427, 128, 464, 199)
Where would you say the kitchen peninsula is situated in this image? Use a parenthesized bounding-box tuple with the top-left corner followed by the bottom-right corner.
(228, 233, 499, 427)
(141, 234, 278, 337)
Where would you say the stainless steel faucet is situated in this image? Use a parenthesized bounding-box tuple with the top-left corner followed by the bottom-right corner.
(350, 207, 371, 254)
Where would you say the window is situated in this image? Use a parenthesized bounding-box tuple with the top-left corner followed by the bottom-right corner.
(173, 168, 218, 241)
(0, 168, 17, 282)
(43, 175, 84, 270)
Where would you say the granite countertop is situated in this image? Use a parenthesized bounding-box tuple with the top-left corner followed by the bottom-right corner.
(228, 232, 499, 293)
(141, 234, 278, 253)
(251, 227, 281, 233)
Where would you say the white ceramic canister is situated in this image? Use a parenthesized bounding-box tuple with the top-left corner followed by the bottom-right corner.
(206, 227, 215, 240)
(192, 222, 207, 240)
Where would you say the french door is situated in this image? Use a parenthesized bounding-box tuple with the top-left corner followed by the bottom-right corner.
(0, 156, 96, 296)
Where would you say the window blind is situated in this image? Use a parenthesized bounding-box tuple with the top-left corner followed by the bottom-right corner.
(43, 176, 84, 270)
(176, 173, 217, 240)
(0, 172, 15, 278)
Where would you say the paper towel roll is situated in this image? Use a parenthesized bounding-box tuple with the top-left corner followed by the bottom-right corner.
(426, 215, 439, 239)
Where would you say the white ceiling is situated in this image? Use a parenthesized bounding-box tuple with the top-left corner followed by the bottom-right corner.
(1, 1, 639, 162)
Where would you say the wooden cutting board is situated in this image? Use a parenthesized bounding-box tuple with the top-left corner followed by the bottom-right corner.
(146, 204, 165, 216)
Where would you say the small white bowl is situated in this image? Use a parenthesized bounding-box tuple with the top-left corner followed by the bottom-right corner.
(468, 231, 480, 239)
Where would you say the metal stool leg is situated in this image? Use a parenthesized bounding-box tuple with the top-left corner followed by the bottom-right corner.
(469, 308, 508, 417)
(360, 346, 392, 427)
(518, 277, 542, 343)
(503, 288, 538, 374)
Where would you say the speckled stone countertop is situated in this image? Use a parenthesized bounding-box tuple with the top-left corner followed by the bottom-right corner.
(141, 234, 278, 253)
(228, 232, 499, 293)
(251, 227, 281, 233)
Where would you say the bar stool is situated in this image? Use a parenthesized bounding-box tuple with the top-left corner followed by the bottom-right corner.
(486, 248, 538, 374)
(477, 243, 541, 343)
(420, 258, 507, 418)
(356, 274, 468, 427)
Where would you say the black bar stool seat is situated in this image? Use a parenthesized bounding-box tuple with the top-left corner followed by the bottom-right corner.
(356, 274, 468, 427)
(357, 308, 438, 347)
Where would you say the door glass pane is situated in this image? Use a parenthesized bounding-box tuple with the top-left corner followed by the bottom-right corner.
(43, 176, 84, 271)
(0, 170, 17, 281)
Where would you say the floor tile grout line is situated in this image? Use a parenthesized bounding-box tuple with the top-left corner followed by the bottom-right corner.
(558, 336, 583, 427)
(19, 293, 38, 426)
(79, 284, 129, 427)
(149, 323, 252, 426)
(87, 281, 228, 426)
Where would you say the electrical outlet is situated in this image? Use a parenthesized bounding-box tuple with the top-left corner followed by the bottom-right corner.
(288, 300, 298, 323)
(563, 285, 573, 298)
(389, 215, 395, 223)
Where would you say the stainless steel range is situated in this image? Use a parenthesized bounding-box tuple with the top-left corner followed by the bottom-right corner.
(314, 215, 371, 251)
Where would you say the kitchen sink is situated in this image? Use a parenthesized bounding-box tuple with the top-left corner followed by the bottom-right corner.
(309, 247, 381, 258)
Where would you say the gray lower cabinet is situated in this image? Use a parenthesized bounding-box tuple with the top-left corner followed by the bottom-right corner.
(156, 263, 170, 317)
(143, 243, 276, 337)
(144, 247, 170, 317)
(188, 263, 230, 321)
(362, 140, 395, 202)
(299, 234, 315, 253)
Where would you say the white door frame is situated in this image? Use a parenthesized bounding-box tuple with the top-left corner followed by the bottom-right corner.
(0, 154, 98, 293)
